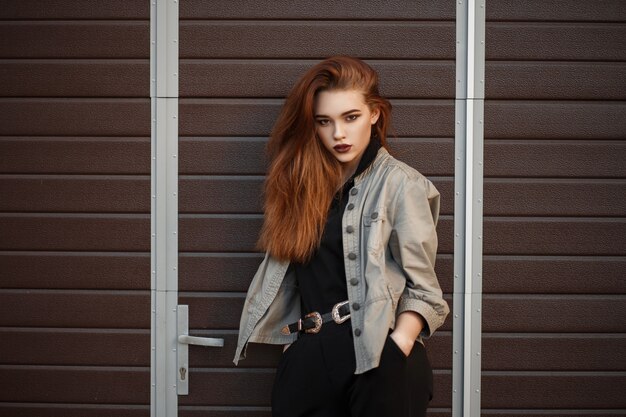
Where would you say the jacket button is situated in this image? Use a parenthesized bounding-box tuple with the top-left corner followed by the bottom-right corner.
(350, 188, 358, 196)
(346, 225, 354, 233)
(347, 203, 354, 210)
(371, 212, 378, 219)
(348, 252, 357, 260)
(350, 278, 359, 286)
(354, 328, 361, 337)
(352, 302, 360, 311)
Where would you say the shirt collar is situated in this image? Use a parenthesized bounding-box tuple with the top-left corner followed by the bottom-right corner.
(342, 135, 382, 192)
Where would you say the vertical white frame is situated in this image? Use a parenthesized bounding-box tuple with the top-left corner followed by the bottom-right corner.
(453, 0, 486, 416)
(151, 0, 179, 416)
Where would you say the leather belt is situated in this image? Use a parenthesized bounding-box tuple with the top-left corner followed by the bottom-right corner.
(280, 300, 351, 335)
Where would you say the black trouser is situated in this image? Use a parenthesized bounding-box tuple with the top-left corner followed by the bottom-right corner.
(271, 321, 433, 417)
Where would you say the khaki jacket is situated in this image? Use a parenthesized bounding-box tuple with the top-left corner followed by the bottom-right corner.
(233, 148, 449, 374)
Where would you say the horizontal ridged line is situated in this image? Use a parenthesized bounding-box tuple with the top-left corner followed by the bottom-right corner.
(0, 250, 149, 256)
(482, 294, 626, 300)
(0, 289, 149, 295)
(0, 174, 150, 179)
(481, 410, 626, 415)
(482, 370, 626, 376)
(0, 403, 148, 409)
(483, 254, 626, 260)
(0, 327, 149, 333)
(179, 58, 456, 64)
(179, 19, 454, 25)
(482, 332, 626, 338)
(0, 213, 149, 218)
(0, 364, 149, 371)
(0, 20, 148, 24)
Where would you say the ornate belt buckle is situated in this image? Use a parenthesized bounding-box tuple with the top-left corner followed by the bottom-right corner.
(304, 311, 322, 334)
(332, 300, 351, 324)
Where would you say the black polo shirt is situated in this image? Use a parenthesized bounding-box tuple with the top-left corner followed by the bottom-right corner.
(293, 137, 382, 314)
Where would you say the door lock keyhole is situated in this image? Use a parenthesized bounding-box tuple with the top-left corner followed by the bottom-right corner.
(179, 367, 187, 381)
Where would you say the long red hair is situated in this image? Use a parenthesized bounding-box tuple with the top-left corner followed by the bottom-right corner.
(258, 56, 392, 262)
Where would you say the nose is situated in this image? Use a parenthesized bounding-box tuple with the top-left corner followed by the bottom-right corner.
(333, 122, 346, 140)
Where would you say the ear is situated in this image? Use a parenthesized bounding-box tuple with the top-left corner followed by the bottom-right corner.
(370, 107, 381, 125)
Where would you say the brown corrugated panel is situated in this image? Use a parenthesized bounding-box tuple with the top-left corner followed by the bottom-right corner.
(0, 366, 149, 403)
(0, 176, 149, 212)
(180, 60, 454, 98)
(485, 101, 626, 139)
(483, 256, 626, 294)
(0, 0, 149, 19)
(485, 0, 626, 22)
(484, 141, 626, 178)
(0, 215, 150, 251)
(0, 405, 148, 417)
(486, 23, 626, 61)
(180, 0, 455, 20)
(0, 253, 149, 289)
(481, 373, 626, 408)
(0, 99, 150, 136)
(0, 290, 150, 328)
(0, 22, 149, 58)
(180, 22, 454, 59)
(0, 137, 150, 174)
(484, 217, 625, 255)
(481, 335, 626, 371)
(481, 413, 624, 417)
(486, 62, 626, 100)
(0, 3, 150, 416)
(0, 329, 149, 366)
(0, 60, 149, 97)
(177, 1, 455, 414)
(483, 2, 626, 415)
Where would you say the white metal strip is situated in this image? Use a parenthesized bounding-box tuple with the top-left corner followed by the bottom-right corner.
(454, 0, 486, 416)
(452, 100, 467, 414)
(151, 0, 179, 416)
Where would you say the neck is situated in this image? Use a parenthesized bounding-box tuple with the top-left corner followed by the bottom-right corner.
(341, 160, 359, 184)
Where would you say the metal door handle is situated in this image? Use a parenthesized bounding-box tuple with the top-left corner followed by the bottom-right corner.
(178, 334, 224, 347)
(177, 305, 224, 395)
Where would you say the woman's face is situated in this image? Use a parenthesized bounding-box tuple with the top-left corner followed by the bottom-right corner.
(314, 89, 380, 177)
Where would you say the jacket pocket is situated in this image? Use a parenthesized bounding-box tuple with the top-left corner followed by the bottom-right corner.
(386, 334, 409, 360)
(362, 208, 386, 255)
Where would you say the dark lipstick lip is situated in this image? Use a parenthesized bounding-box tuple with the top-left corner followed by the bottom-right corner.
(333, 144, 352, 152)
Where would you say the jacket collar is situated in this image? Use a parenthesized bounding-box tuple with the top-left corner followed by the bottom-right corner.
(354, 146, 391, 185)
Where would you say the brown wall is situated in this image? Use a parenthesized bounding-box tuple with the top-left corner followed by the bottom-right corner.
(0, 2, 151, 416)
(481, 1, 626, 415)
(176, 1, 455, 416)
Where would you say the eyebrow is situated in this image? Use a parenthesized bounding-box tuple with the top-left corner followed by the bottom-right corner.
(314, 109, 361, 118)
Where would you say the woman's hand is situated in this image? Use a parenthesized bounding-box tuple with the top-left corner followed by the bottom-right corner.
(389, 330, 415, 357)
(390, 311, 426, 356)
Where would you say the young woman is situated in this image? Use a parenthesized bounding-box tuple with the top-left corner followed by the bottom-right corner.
(234, 56, 449, 417)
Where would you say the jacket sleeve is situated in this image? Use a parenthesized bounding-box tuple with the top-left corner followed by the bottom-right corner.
(388, 175, 449, 338)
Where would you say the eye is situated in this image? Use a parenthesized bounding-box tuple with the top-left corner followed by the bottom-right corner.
(316, 119, 330, 126)
(346, 114, 360, 122)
